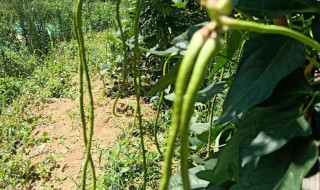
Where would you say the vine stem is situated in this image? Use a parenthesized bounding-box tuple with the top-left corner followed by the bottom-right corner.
(159, 25, 211, 190)
(219, 16, 320, 52)
(153, 53, 178, 158)
(73, 0, 96, 189)
(180, 34, 224, 190)
(112, 0, 130, 117)
(206, 67, 224, 158)
(132, 0, 147, 189)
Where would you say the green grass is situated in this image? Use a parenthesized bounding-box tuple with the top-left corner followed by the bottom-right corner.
(0, 30, 114, 188)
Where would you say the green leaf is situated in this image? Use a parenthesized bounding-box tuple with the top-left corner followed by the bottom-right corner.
(204, 158, 218, 170)
(206, 182, 236, 190)
(198, 125, 223, 143)
(217, 35, 306, 125)
(164, 81, 225, 102)
(258, 69, 312, 108)
(165, 93, 175, 101)
(239, 138, 318, 190)
(234, 0, 320, 19)
(208, 30, 244, 79)
(170, 22, 208, 45)
(147, 44, 185, 57)
(190, 155, 205, 165)
(196, 170, 215, 183)
(195, 81, 226, 103)
(212, 107, 309, 185)
(190, 123, 210, 134)
(276, 139, 318, 189)
(146, 63, 180, 96)
(106, 35, 122, 44)
(168, 166, 209, 190)
(171, 2, 187, 8)
(225, 30, 244, 58)
(241, 115, 311, 165)
(189, 136, 205, 151)
(120, 167, 130, 173)
(208, 52, 229, 79)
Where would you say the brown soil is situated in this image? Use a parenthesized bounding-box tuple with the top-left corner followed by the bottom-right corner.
(27, 76, 155, 189)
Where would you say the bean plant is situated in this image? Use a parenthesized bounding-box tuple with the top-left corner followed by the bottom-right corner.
(74, 0, 320, 189)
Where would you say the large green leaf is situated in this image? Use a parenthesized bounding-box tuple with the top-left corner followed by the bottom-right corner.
(190, 123, 211, 134)
(168, 165, 209, 190)
(257, 69, 312, 108)
(198, 125, 223, 143)
(234, 0, 320, 19)
(164, 81, 225, 102)
(217, 35, 306, 125)
(239, 138, 318, 190)
(170, 22, 208, 45)
(146, 22, 208, 57)
(195, 81, 226, 103)
(241, 115, 311, 165)
(147, 45, 184, 57)
(196, 170, 215, 183)
(225, 30, 244, 58)
(212, 107, 309, 185)
(276, 139, 318, 189)
(146, 63, 180, 96)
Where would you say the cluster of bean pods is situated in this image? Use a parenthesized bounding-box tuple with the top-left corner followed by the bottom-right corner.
(159, 22, 225, 190)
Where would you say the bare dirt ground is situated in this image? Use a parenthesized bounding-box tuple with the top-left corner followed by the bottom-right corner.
(27, 76, 155, 189)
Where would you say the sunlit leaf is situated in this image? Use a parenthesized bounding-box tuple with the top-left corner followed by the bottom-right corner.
(241, 115, 311, 165)
(276, 140, 318, 189)
(239, 138, 318, 190)
(212, 107, 309, 185)
(168, 166, 209, 190)
(190, 123, 210, 134)
(217, 35, 306, 125)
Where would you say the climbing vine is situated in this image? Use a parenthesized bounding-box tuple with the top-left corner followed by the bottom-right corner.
(156, 0, 320, 189)
(74, 0, 96, 189)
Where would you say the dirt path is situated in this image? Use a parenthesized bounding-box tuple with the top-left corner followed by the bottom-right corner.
(28, 77, 155, 189)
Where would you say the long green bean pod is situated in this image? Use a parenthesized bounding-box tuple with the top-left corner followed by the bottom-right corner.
(73, 0, 96, 189)
(180, 34, 224, 190)
(113, 0, 130, 117)
(159, 26, 212, 190)
(132, 0, 147, 189)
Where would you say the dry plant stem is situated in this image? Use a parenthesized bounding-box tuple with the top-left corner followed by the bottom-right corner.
(74, 0, 96, 189)
(133, 0, 147, 189)
(113, 0, 130, 117)
(219, 16, 320, 52)
(180, 35, 223, 190)
(159, 26, 210, 190)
